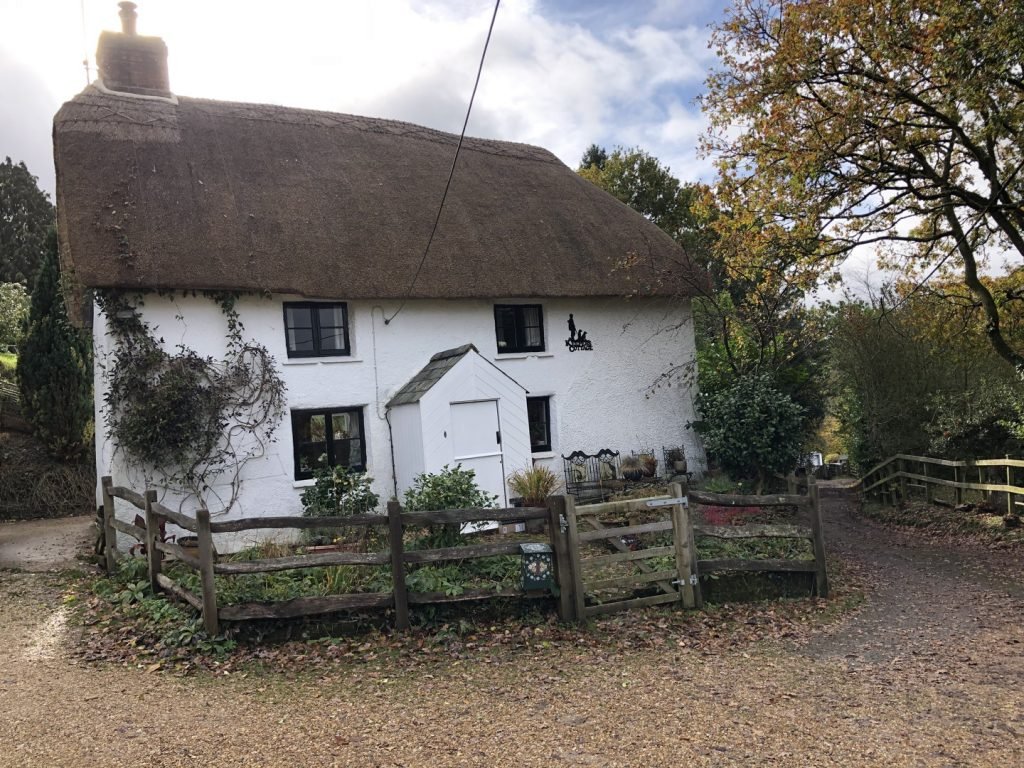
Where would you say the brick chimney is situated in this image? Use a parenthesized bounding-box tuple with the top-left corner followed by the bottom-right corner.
(96, 2, 171, 98)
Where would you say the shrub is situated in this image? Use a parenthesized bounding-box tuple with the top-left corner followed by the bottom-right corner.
(927, 384, 1024, 459)
(300, 466, 380, 546)
(403, 464, 497, 512)
(507, 465, 558, 506)
(0, 282, 29, 348)
(694, 372, 804, 494)
(301, 466, 380, 517)
(403, 464, 497, 547)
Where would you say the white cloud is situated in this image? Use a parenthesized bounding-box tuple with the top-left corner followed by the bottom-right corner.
(1, 0, 717, 196)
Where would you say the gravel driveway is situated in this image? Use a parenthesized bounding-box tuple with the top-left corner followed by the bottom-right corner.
(1, 488, 1022, 767)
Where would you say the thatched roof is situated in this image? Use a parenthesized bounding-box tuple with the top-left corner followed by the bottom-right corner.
(54, 87, 704, 303)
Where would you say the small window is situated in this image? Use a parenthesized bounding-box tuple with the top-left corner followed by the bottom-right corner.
(494, 304, 545, 353)
(284, 302, 350, 357)
(291, 407, 366, 480)
(527, 396, 552, 453)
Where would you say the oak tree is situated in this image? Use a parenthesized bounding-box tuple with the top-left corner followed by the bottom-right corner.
(704, 0, 1024, 373)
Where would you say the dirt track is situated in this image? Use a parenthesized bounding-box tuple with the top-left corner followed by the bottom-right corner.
(0, 515, 92, 571)
(1, 489, 1022, 767)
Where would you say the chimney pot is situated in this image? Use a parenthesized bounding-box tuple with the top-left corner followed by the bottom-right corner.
(118, 2, 138, 35)
(97, 3, 170, 97)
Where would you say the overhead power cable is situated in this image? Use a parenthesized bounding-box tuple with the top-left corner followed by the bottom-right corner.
(384, 0, 501, 325)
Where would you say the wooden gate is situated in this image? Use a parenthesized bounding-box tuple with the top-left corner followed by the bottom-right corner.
(564, 482, 700, 618)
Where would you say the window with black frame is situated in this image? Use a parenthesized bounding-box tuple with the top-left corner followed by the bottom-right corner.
(494, 304, 545, 353)
(291, 407, 366, 479)
(527, 396, 552, 453)
(283, 302, 350, 357)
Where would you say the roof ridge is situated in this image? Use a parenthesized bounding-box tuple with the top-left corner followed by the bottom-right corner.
(57, 87, 561, 165)
(179, 96, 560, 164)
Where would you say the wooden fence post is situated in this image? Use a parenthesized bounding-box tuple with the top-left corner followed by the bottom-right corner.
(563, 494, 587, 622)
(808, 479, 829, 598)
(143, 489, 162, 593)
(195, 508, 219, 636)
(953, 465, 962, 506)
(545, 495, 576, 622)
(684, 488, 704, 610)
(387, 500, 410, 631)
(100, 476, 117, 574)
(1006, 456, 1014, 518)
(669, 482, 697, 609)
(898, 458, 906, 502)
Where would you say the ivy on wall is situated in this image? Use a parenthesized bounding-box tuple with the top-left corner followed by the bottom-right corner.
(95, 290, 286, 513)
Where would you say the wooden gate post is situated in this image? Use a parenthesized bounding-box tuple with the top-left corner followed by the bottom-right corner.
(143, 489, 162, 593)
(669, 482, 698, 609)
(808, 479, 830, 598)
(100, 476, 117, 574)
(545, 495, 576, 622)
(195, 508, 219, 636)
(562, 494, 586, 623)
(387, 500, 410, 631)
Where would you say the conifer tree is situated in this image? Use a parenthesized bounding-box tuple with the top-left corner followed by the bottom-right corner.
(17, 228, 92, 460)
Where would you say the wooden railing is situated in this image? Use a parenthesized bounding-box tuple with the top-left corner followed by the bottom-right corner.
(99, 476, 574, 635)
(100, 476, 830, 631)
(861, 454, 1024, 515)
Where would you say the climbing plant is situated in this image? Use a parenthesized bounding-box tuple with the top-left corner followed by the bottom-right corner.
(96, 290, 286, 512)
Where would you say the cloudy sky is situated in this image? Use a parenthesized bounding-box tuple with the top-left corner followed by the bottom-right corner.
(1, 0, 728, 199)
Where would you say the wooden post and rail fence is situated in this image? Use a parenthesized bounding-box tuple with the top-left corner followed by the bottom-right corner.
(100, 476, 829, 634)
(861, 454, 1024, 517)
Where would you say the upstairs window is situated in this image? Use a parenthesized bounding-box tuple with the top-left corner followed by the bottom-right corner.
(527, 396, 552, 453)
(291, 407, 366, 480)
(494, 304, 545, 353)
(284, 302, 350, 358)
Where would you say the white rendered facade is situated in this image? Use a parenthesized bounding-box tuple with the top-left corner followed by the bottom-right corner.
(94, 293, 705, 549)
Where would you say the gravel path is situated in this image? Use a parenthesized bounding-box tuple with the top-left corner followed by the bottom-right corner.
(1, 489, 1023, 767)
(0, 515, 93, 571)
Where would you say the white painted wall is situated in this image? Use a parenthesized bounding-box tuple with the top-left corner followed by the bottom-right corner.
(93, 293, 704, 549)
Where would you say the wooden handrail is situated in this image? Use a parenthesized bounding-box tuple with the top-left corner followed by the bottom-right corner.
(861, 453, 1024, 498)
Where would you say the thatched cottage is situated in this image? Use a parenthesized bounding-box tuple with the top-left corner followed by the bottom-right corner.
(55, 4, 706, 534)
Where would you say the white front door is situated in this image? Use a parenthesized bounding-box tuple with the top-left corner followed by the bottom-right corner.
(450, 399, 508, 508)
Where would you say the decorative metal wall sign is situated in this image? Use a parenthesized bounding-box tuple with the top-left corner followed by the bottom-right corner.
(565, 313, 594, 352)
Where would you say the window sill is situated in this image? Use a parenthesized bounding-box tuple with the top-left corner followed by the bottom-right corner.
(283, 357, 363, 366)
(292, 479, 316, 488)
(494, 352, 554, 361)
(531, 451, 556, 460)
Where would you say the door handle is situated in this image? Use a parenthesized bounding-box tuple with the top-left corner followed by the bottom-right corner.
(496, 430, 502, 445)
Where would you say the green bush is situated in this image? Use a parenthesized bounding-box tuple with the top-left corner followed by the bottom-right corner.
(695, 372, 804, 493)
(0, 282, 28, 348)
(403, 464, 497, 548)
(300, 466, 381, 545)
(301, 466, 380, 517)
(927, 383, 1024, 459)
